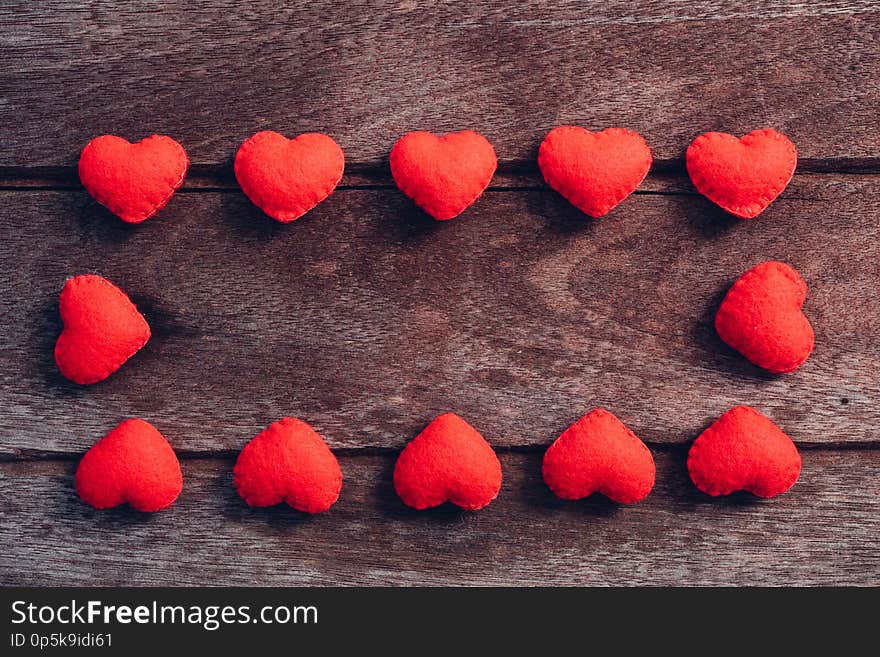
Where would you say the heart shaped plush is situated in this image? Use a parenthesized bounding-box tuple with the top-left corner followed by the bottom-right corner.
(687, 406, 801, 498)
(542, 409, 655, 504)
(393, 413, 502, 510)
(234, 131, 345, 223)
(538, 126, 652, 218)
(390, 130, 497, 220)
(78, 134, 188, 223)
(233, 417, 342, 513)
(715, 261, 814, 373)
(75, 418, 183, 512)
(685, 129, 797, 219)
(55, 274, 151, 385)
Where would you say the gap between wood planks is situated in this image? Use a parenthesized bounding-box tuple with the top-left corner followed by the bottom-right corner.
(1, 158, 880, 192)
(3, 441, 879, 464)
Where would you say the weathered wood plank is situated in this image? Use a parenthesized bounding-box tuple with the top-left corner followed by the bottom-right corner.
(1, 450, 877, 586)
(1, 1, 878, 166)
(0, 178, 876, 456)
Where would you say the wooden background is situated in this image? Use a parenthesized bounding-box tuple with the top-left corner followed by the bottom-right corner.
(1, 0, 878, 586)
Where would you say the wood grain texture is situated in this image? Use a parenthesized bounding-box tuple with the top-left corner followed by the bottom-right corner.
(1, 450, 877, 586)
(0, 176, 877, 457)
(1, 1, 879, 167)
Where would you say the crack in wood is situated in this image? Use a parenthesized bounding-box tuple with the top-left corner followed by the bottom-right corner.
(1, 160, 879, 193)
(3, 440, 879, 464)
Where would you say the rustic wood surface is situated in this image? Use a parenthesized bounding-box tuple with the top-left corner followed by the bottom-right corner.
(0, 1, 877, 586)
(1, 1, 880, 168)
(1, 178, 879, 457)
(2, 450, 878, 586)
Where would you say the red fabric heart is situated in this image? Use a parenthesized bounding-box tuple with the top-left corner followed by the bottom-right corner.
(54, 275, 151, 385)
(234, 131, 345, 223)
(542, 409, 655, 504)
(75, 419, 183, 512)
(687, 406, 801, 498)
(78, 135, 188, 223)
(393, 413, 502, 510)
(685, 129, 797, 219)
(715, 261, 814, 373)
(538, 126, 652, 218)
(390, 130, 497, 220)
(233, 417, 343, 513)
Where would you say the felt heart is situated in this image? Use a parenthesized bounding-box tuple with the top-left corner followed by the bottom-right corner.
(538, 126, 652, 218)
(393, 413, 502, 510)
(715, 261, 814, 373)
(389, 130, 497, 220)
(78, 134, 188, 223)
(55, 274, 151, 385)
(685, 129, 797, 219)
(75, 418, 183, 512)
(233, 417, 342, 513)
(542, 409, 655, 504)
(687, 406, 801, 498)
(234, 131, 345, 223)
